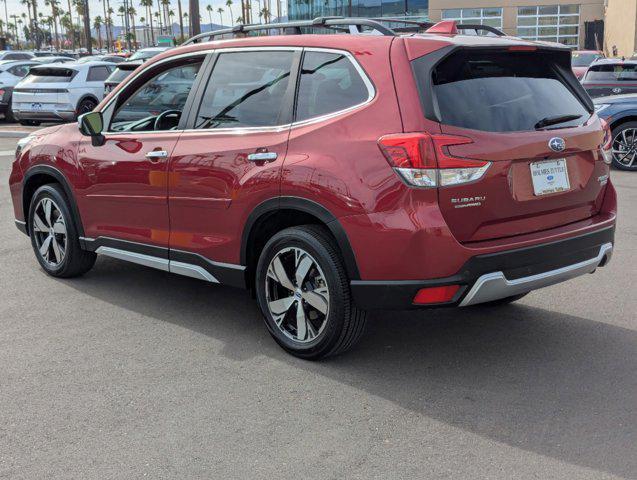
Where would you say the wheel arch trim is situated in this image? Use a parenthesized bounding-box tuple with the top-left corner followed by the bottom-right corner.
(241, 196, 361, 280)
(22, 165, 85, 237)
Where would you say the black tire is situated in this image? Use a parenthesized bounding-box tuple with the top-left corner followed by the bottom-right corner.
(255, 225, 367, 360)
(28, 184, 96, 278)
(610, 121, 637, 171)
(19, 120, 41, 126)
(476, 292, 529, 307)
(5, 104, 15, 122)
(76, 98, 97, 117)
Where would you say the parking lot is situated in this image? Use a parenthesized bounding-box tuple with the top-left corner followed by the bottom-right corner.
(0, 131, 635, 479)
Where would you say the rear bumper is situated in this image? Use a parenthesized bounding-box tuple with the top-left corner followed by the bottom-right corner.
(13, 108, 76, 122)
(350, 226, 615, 310)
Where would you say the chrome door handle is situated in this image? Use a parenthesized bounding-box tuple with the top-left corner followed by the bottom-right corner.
(247, 151, 278, 162)
(145, 150, 168, 161)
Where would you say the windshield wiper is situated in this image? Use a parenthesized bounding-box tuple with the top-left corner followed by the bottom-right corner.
(534, 114, 582, 130)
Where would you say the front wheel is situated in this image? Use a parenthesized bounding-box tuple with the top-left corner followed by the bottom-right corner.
(28, 184, 96, 278)
(611, 121, 637, 171)
(255, 225, 366, 360)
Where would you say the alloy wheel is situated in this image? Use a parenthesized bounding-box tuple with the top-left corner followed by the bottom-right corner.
(32, 198, 67, 267)
(265, 247, 330, 343)
(612, 128, 637, 168)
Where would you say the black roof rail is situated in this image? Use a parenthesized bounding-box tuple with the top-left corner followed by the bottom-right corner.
(182, 17, 397, 45)
(370, 18, 505, 36)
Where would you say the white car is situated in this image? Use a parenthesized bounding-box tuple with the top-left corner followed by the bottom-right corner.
(0, 59, 39, 121)
(0, 51, 34, 61)
(12, 61, 114, 125)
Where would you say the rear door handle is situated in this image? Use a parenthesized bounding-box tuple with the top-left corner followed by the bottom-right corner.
(145, 150, 169, 162)
(247, 151, 278, 162)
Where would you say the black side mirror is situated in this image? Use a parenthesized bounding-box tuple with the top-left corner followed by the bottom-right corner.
(78, 111, 105, 146)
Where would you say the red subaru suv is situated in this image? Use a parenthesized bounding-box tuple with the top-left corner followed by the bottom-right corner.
(9, 19, 617, 359)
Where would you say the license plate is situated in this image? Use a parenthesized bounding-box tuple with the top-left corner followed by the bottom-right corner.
(530, 158, 570, 196)
(30, 102, 42, 111)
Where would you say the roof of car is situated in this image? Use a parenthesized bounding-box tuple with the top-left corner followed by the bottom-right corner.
(146, 31, 569, 67)
(32, 60, 114, 71)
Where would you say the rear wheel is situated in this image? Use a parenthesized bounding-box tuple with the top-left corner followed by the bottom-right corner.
(28, 184, 96, 278)
(5, 104, 15, 122)
(76, 98, 97, 117)
(19, 120, 41, 126)
(255, 225, 366, 360)
(611, 121, 637, 170)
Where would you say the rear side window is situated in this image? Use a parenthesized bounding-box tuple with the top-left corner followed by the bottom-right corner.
(87, 66, 112, 81)
(21, 67, 77, 83)
(195, 51, 294, 129)
(585, 63, 637, 82)
(295, 51, 369, 121)
(416, 50, 589, 132)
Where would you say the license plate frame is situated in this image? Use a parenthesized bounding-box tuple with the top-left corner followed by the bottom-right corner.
(530, 158, 571, 196)
(29, 102, 42, 111)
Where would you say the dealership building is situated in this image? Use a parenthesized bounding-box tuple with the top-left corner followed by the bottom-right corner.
(287, 0, 634, 54)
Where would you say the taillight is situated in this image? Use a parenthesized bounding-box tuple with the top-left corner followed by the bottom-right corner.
(378, 133, 490, 188)
(599, 118, 613, 165)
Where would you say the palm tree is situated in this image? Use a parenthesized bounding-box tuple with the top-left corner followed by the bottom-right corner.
(140, 0, 154, 45)
(217, 7, 224, 26)
(168, 9, 175, 35)
(236, 15, 243, 24)
(128, 7, 137, 49)
(176, 0, 184, 42)
(93, 15, 103, 49)
(225, 0, 234, 25)
(161, 0, 170, 34)
(205, 4, 213, 29)
(155, 0, 163, 34)
(0, 18, 4, 36)
(260, 6, 270, 23)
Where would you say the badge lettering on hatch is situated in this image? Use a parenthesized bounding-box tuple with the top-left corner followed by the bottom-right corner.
(451, 196, 486, 209)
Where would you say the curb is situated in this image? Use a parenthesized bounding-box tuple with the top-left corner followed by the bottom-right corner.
(0, 131, 30, 139)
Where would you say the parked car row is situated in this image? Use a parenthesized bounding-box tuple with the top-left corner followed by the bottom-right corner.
(0, 48, 168, 124)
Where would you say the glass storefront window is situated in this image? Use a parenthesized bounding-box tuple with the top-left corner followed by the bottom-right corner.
(516, 4, 579, 48)
(288, 0, 428, 21)
(441, 7, 503, 34)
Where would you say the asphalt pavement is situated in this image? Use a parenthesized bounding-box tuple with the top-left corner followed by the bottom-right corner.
(0, 135, 635, 480)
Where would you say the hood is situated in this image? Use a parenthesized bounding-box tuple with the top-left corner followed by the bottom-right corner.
(593, 93, 637, 104)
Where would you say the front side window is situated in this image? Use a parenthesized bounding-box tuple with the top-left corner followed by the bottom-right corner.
(195, 51, 294, 129)
(295, 51, 369, 122)
(111, 60, 202, 131)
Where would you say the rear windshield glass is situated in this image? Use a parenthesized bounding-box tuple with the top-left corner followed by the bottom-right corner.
(21, 67, 77, 83)
(585, 63, 637, 82)
(416, 50, 589, 132)
(106, 67, 135, 83)
(571, 52, 602, 67)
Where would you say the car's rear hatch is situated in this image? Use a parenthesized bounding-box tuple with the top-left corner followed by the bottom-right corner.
(411, 45, 608, 243)
(12, 66, 77, 110)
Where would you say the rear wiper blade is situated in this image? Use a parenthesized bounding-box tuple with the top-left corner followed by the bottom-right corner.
(534, 114, 582, 130)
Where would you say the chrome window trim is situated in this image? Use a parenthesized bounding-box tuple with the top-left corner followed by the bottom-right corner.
(99, 46, 375, 136)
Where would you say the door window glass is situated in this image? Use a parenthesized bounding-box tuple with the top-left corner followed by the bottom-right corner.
(111, 61, 202, 130)
(87, 66, 112, 81)
(194, 50, 294, 129)
(295, 51, 369, 122)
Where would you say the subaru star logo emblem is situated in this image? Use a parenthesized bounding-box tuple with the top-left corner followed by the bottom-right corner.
(549, 137, 566, 152)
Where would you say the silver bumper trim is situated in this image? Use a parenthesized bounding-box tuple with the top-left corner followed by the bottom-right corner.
(460, 242, 613, 307)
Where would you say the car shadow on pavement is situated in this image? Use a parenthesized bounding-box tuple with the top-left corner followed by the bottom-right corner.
(61, 257, 637, 479)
